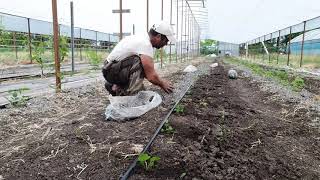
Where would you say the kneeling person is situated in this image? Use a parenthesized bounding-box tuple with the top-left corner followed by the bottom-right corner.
(102, 21, 175, 96)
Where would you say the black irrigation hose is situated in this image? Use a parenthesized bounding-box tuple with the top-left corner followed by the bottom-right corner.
(120, 83, 193, 180)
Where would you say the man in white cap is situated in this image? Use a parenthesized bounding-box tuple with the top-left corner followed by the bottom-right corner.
(102, 21, 176, 96)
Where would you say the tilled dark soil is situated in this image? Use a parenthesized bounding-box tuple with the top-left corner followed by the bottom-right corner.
(131, 63, 320, 179)
(0, 69, 195, 180)
(1, 59, 319, 180)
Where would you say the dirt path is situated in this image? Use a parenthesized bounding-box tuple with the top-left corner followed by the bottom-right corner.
(132, 61, 320, 179)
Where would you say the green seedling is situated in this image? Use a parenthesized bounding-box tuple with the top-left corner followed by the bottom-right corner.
(174, 104, 185, 113)
(138, 153, 160, 171)
(291, 76, 305, 92)
(6, 88, 30, 107)
(161, 122, 175, 134)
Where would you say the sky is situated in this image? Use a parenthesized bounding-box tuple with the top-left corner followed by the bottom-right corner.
(0, 0, 319, 44)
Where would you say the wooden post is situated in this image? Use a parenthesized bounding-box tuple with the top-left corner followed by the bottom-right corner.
(52, 0, 61, 92)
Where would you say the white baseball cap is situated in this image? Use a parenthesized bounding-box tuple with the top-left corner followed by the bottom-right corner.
(151, 21, 176, 43)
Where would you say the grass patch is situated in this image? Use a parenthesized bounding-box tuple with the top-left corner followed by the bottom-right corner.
(225, 57, 305, 91)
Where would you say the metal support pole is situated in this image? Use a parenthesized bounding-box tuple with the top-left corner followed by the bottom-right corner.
(80, 28, 82, 61)
(259, 37, 261, 60)
(254, 39, 256, 60)
(263, 35, 265, 61)
(246, 42, 248, 58)
(108, 34, 111, 51)
(180, 0, 183, 62)
(70, 1, 75, 73)
(300, 21, 306, 67)
(186, 8, 189, 61)
(197, 24, 201, 56)
(161, 0, 164, 20)
(13, 32, 18, 60)
(277, 30, 280, 64)
(52, 0, 61, 92)
(146, 0, 149, 32)
(132, 24, 135, 35)
(95, 31, 98, 55)
(169, 0, 172, 63)
(176, 0, 179, 62)
(190, 17, 192, 58)
(184, 4, 187, 61)
(119, 0, 123, 40)
(27, 18, 32, 63)
(287, 26, 292, 66)
(269, 33, 272, 63)
(160, 0, 164, 68)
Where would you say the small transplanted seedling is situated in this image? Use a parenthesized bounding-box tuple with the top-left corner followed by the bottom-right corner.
(161, 122, 175, 134)
(6, 88, 30, 107)
(138, 153, 160, 171)
(174, 104, 185, 113)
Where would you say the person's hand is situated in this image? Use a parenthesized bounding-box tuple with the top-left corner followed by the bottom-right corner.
(161, 80, 174, 93)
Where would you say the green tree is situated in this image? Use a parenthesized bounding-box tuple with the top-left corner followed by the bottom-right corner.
(200, 39, 217, 55)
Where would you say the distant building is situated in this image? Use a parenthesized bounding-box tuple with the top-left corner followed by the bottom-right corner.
(217, 41, 239, 56)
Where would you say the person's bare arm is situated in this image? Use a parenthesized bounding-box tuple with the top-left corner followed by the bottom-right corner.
(140, 54, 174, 93)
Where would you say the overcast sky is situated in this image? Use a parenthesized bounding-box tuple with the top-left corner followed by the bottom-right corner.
(1, 0, 319, 44)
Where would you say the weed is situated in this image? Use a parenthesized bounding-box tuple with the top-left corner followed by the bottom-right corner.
(225, 57, 306, 91)
(174, 104, 185, 113)
(291, 76, 305, 91)
(87, 51, 102, 69)
(32, 41, 47, 77)
(58, 36, 69, 62)
(6, 88, 30, 107)
(138, 153, 160, 171)
(161, 122, 175, 134)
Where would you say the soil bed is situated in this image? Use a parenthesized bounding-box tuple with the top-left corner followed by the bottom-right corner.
(0, 58, 319, 179)
(132, 62, 320, 179)
(0, 58, 210, 179)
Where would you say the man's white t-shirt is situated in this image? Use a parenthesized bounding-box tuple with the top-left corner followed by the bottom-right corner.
(106, 33, 154, 62)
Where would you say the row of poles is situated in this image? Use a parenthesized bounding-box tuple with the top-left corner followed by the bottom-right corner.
(243, 16, 320, 68)
(0, 11, 117, 66)
(117, 0, 202, 68)
(51, 0, 203, 92)
(244, 24, 304, 67)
